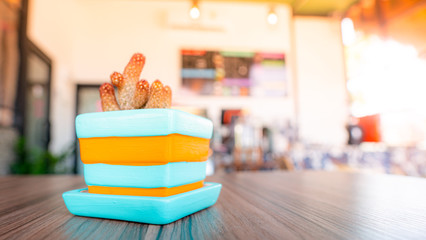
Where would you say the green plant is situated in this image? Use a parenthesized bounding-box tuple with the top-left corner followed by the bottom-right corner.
(10, 137, 75, 174)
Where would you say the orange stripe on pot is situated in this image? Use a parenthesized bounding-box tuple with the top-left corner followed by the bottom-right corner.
(88, 181, 204, 197)
(79, 134, 210, 166)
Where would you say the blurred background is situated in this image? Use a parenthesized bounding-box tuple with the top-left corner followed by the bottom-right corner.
(1, 0, 425, 176)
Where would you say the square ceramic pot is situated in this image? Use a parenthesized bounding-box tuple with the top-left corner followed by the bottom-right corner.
(76, 109, 213, 191)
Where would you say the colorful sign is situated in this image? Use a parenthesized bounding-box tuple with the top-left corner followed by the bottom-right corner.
(181, 50, 287, 97)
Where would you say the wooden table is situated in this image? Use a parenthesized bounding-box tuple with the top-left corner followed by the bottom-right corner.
(1, 171, 426, 239)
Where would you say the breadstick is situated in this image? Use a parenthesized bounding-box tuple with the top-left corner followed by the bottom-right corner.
(116, 53, 146, 110)
(132, 79, 150, 109)
(99, 83, 120, 111)
(162, 85, 172, 108)
(145, 80, 164, 108)
(110, 72, 124, 88)
(100, 53, 175, 112)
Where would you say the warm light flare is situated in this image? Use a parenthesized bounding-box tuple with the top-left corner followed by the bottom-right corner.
(341, 18, 356, 46)
(346, 36, 426, 145)
(267, 7, 278, 25)
(189, 1, 200, 20)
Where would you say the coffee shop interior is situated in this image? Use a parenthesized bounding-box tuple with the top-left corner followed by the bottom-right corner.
(1, 0, 426, 177)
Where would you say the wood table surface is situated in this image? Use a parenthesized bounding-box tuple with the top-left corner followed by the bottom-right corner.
(1, 171, 426, 239)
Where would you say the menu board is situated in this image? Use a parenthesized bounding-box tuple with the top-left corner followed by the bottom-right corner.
(181, 50, 287, 97)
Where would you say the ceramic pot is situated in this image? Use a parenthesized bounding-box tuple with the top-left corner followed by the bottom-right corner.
(75, 109, 213, 194)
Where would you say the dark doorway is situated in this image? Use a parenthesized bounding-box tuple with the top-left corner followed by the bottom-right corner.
(23, 41, 52, 151)
(74, 84, 102, 173)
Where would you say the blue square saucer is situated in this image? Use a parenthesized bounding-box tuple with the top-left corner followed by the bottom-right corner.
(63, 182, 221, 225)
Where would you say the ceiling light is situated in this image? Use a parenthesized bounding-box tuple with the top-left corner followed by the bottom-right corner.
(189, 0, 200, 20)
(267, 7, 278, 25)
(341, 18, 356, 46)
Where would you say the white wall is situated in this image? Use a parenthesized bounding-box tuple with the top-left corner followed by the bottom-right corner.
(28, 1, 348, 158)
(28, 0, 295, 154)
(28, 0, 77, 154)
(294, 17, 348, 146)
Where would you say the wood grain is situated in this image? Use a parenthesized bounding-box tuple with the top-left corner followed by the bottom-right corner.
(1, 172, 426, 239)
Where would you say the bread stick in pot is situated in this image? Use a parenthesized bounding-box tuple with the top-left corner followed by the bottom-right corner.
(162, 85, 172, 108)
(145, 80, 164, 109)
(99, 83, 120, 111)
(114, 53, 146, 110)
(132, 79, 150, 109)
